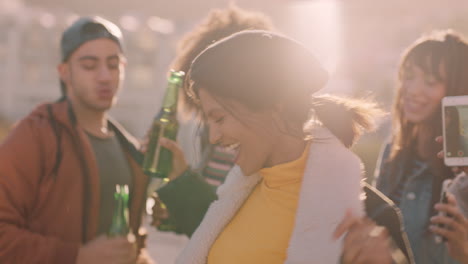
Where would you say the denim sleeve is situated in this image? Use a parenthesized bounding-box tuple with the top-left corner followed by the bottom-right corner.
(373, 142, 393, 194)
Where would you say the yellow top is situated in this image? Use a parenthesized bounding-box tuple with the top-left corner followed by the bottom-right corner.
(207, 143, 310, 264)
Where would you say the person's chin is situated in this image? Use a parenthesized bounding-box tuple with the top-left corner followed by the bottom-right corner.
(90, 102, 113, 112)
(239, 166, 255, 176)
(237, 160, 259, 176)
(403, 108, 424, 122)
(97, 98, 117, 110)
(404, 112, 428, 124)
(236, 160, 248, 175)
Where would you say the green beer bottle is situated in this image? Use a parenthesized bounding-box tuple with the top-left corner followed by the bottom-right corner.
(143, 70, 185, 178)
(108, 184, 130, 237)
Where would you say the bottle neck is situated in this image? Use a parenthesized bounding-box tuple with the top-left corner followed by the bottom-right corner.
(113, 200, 121, 218)
(113, 185, 129, 217)
(161, 81, 180, 113)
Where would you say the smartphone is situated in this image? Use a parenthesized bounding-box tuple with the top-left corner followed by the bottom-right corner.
(434, 179, 452, 244)
(442, 96, 468, 166)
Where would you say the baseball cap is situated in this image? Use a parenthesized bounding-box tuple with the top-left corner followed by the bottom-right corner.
(61, 16, 123, 62)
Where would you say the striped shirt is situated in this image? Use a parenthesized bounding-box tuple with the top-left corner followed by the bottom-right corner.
(202, 146, 236, 187)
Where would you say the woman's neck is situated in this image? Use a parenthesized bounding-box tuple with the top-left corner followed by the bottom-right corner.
(265, 135, 307, 168)
(415, 123, 434, 160)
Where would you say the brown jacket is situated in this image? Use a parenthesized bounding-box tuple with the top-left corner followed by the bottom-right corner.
(0, 100, 150, 263)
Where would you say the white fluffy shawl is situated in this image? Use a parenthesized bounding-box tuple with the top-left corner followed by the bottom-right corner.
(176, 127, 365, 264)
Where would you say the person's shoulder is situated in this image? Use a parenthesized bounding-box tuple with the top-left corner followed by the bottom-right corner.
(373, 139, 395, 183)
(0, 102, 58, 155)
(19, 100, 72, 126)
(374, 139, 393, 167)
(9, 102, 55, 132)
(7, 100, 74, 141)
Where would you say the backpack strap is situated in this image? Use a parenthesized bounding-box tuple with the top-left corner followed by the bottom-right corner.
(47, 104, 62, 179)
(109, 121, 144, 165)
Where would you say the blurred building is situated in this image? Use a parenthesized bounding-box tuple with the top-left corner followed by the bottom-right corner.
(340, 0, 468, 109)
(0, 0, 291, 138)
(0, 2, 289, 262)
(2, 0, 468, 180)
(339, 0, 468, 180)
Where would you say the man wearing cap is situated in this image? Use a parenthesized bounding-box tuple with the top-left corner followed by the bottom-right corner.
(0, 16, 153, 263)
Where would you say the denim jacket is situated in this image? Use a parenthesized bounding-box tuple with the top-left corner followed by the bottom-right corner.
(375, 143, 459, 264)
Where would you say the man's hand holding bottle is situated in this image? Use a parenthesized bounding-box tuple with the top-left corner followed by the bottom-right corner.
(76, 235, 137, 264)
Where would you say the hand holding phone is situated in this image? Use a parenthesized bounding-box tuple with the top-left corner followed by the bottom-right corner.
(434, 179, 453, 244)
(430, 187, 468, 263)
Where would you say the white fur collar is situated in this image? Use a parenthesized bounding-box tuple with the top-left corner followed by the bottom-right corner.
(176, 126, 364, 264)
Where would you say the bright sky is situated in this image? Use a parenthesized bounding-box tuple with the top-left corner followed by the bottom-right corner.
(287, 0, 341, 74)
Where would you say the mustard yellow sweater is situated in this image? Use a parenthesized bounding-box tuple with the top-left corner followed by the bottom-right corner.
(207, 145, 309, 264)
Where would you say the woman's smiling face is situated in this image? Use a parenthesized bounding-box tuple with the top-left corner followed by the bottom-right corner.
(198, 88, 279, 176)
(401, 64, 447, 124)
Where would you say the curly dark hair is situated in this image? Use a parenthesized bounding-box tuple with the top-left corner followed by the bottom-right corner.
(170, 5, 275, 118)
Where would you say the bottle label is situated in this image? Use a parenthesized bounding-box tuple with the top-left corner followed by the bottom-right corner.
(150, 123, 166, 171)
